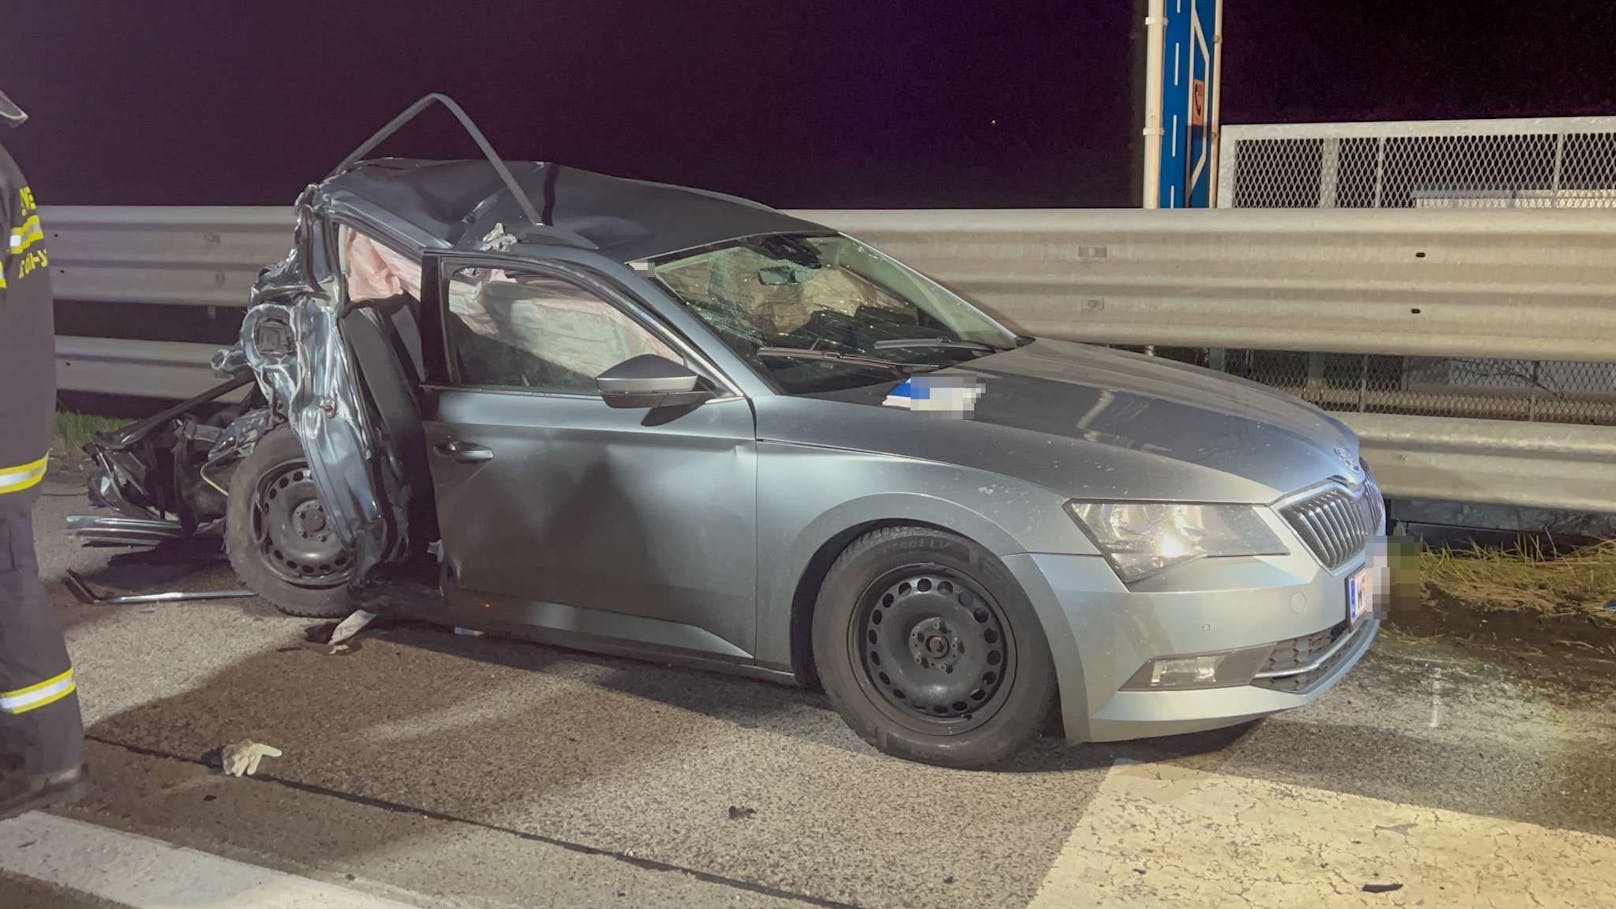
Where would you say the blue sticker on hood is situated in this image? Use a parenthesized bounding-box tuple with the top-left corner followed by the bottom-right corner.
(883, 376, 986, 415)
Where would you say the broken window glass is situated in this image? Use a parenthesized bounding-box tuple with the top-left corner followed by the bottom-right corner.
(650, 233, 1014, 392)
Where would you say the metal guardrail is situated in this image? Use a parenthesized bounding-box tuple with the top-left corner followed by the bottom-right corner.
(44, 205, 1616, 512)
(56, 336, 231, 401)
(1344, 413, 1616, 513)
(51, 206, 1616, 360)
(48, 206, 293, 307)
(803, 207, 1616, 360)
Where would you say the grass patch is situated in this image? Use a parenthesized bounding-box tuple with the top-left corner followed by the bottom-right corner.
(1422, 540, 1616, 621)
(55, 411, 126, 453)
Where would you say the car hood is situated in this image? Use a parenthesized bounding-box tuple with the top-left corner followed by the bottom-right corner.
(765, 340, 1361, 503)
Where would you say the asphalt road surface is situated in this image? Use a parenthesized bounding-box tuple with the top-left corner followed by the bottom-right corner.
(6, 483, 1616, 907)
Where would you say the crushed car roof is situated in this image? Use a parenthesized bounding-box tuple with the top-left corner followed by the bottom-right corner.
(321, 158, 824, 263)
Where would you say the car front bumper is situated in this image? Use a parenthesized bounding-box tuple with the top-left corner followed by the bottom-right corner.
(1002, 546, 1386, 744)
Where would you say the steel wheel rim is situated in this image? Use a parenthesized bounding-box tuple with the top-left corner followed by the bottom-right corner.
(848, 565, 1017, 734)
(251, 460, 353, 588)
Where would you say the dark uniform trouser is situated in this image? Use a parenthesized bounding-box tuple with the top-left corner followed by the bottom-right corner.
(0, 495, 83, 775)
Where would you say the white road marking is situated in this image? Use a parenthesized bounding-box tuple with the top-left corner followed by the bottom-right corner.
(1429, 667, 1445, 728)
(0, 812, 422, 908)
(1030, 759, 1616, 907)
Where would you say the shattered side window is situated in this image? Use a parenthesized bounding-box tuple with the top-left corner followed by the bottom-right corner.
(445, 266, 678, 394)
(651, 244, 908, 344)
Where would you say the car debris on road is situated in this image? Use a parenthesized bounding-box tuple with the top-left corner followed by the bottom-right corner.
(63, 569, 254, 607)
(327, 609, 378, 647)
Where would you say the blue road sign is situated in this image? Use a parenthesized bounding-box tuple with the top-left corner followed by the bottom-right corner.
(1155, 0, 1220, 208)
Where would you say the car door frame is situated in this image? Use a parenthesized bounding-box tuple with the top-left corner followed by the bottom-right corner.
(418, 250, 747, 397)
(416, 247, 768, 665)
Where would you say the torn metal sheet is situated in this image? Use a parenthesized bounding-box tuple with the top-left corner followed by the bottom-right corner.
(63, 570, 254, 606)
(243, 198, 395, 579)
(80, 372, 259, 529)
(65, 514, 186, 546)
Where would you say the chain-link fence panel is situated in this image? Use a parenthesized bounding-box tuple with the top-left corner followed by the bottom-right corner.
(1221, 118, 1616, 210)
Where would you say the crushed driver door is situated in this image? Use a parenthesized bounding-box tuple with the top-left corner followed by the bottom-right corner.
(241, 200, 405, 580)
(238, 93, 552, 585)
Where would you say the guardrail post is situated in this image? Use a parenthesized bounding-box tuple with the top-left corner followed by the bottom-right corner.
(1550, 131, 1567, 208)
(1216, 128, 1240, 207)
(1372, 138, 1387, 208)
(1318, 138, 1341, 208)
(1529, 361, 1542, 421)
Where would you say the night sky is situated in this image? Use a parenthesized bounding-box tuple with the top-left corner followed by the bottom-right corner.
(4, 1, 1615, 209)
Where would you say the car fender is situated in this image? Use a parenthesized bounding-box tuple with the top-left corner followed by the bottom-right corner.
(763, 486, 1090, 735)
(754, 444, 1092, 687)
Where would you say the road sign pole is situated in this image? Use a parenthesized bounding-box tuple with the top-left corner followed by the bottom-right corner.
(1141, 0, 1167, 208)
(1207, 0, 1224, 206)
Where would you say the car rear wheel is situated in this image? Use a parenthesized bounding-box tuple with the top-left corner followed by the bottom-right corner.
(811, 525, 1056, 768)
(225, 426, 356, 618)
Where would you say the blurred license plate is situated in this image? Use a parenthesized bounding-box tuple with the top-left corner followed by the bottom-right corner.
(1347, 567, 1375, 623)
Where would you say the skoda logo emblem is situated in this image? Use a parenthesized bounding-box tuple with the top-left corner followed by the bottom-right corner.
(1335, 447, 1362, 474)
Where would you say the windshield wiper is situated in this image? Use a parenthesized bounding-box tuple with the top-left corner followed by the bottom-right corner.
(755, 347, 922, 373)
(870, 337, 1008, 354)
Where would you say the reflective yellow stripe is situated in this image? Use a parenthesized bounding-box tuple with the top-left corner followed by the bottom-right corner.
(15, 681, 77, 714)
(1, 668, 72, 700)
(0, 668, 76, 714)
(9, 214, 43, 253)
(0, 455, 48, 495)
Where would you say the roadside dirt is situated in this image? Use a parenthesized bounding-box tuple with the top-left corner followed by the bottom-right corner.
(1386, 581, 1616, 693)
(1393, 581, 1616, 650)
(1392, 538, 1616, 669)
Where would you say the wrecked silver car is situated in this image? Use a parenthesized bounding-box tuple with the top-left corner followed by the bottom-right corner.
(75, 95, 1386, 768)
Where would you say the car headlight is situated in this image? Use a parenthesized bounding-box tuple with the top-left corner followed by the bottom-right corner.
(1064, 501, 1289, 583)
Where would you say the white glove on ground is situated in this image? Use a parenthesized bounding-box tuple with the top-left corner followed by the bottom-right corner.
(220, 741, 283, 777)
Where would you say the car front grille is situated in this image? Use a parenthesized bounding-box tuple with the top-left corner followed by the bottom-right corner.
(1252, 619, 1374, 693)
(1279, 481, 1383, 571)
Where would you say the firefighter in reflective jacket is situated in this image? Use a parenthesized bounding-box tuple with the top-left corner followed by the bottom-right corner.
(0, 89, 85, 819)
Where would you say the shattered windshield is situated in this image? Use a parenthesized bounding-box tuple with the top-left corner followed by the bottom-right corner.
(650, 233, 1015, 393)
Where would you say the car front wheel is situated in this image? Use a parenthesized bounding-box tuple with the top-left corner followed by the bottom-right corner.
(812, 525, 1057, 768)
(225, 426, 356, 618)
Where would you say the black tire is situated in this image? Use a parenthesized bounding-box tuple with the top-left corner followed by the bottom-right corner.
(811, 525, 1057, 769)
(225, 426, 356, 618)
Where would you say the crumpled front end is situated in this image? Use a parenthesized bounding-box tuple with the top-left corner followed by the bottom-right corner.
(238, 193, 403, 581)
(74, 193, 415, 583)
(73, 372, 263, 545)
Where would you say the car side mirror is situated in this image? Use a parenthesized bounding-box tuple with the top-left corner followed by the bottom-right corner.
(597, 355, 714, 409)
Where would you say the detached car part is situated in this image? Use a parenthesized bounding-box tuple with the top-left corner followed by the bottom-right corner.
(63, 570, 253, 606)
